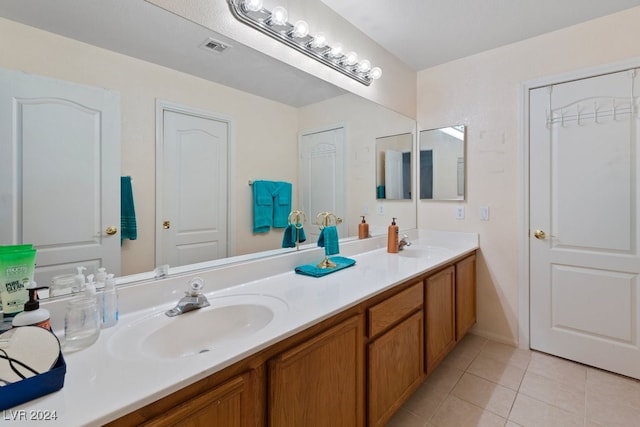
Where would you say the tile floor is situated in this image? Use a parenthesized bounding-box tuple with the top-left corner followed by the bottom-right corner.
(387, 334, 640, 427)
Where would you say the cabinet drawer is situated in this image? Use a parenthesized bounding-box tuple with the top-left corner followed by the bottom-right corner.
(368, 281, 423, 337)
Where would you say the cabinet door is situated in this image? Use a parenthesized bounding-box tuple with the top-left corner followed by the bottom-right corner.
(268, 316, 364, 427)
(456, 254, 477, 340)
(425, 266, 456, 375)
(141, 372, 255, 427)
(368, 311, 424, 427)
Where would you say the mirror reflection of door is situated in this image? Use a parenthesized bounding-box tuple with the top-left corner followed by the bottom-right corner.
(299, 127, 347, 243)
(376, 133, 413, 200)
(419, 125, 466, 200)
(156, 102, 229, 268)
(0, 68, 121, 286)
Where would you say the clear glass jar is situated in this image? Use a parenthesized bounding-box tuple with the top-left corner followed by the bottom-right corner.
(63, 297, 100, 353)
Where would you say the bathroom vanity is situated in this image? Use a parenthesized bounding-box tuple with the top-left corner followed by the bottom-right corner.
(20, 230, 477, 426)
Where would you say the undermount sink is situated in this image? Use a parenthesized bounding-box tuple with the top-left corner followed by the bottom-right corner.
(108, 294, 288, 359)
(398, 245, 455, 259)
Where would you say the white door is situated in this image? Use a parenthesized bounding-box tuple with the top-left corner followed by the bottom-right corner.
(299, 127, 347, 242)
(384, 149, 404, 199)
(530, 69, 640, 378)
(0, 68, 120, 285)
(157, 106, 228, 267)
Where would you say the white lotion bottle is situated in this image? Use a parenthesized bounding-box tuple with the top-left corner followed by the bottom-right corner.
(101, 274, 118, 328)
(95, 267, 107, 290)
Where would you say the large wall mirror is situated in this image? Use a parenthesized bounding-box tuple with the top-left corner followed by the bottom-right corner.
(419, 125, 466, 201)
(0, 1, 417, 292)
(376, 133, 413, 200)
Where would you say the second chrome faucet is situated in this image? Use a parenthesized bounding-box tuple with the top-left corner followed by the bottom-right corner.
(165, 277, 210, 317)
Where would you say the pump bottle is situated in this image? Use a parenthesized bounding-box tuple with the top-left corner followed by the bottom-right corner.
(387, 217, 399, 253)
(11, 285, 51, 330)
(358, 216, 369, 239)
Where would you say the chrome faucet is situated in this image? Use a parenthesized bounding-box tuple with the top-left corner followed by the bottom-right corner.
(398, 234, 412, 251)
(165, 277, 210, 317)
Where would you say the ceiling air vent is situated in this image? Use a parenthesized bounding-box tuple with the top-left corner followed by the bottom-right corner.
(200, 37, 230, 53)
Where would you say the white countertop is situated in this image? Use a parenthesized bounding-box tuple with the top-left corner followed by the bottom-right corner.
(11, 230, 478, 426)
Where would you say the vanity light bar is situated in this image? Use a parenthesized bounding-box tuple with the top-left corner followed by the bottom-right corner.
(228, 0, 382, 86)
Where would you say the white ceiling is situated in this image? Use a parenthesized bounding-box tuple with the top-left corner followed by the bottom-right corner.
(2, 0, 640, 107)
(319, 0, 640, 70)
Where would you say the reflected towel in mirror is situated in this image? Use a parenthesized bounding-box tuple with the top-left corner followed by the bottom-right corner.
(121, 176, 137, 244)
(282, 224, 306, 248)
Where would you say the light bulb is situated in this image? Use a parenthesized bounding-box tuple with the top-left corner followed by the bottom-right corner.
(369, 67, 382, 80)
(292, 20, 309, 38)
(329, 43, 343, 58)
(357, 59, 371, 73)
(270, 6, 288, 26)
(243, 0, 263, 12)
(344, 51, 358, 66)
(310, 33, 327, 48)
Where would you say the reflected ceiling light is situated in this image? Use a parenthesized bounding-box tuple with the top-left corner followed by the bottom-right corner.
(229, 0, 382, 86)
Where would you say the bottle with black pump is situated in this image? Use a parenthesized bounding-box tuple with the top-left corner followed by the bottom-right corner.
(358, 215, 369, 239)
(387, 217, 399, 253)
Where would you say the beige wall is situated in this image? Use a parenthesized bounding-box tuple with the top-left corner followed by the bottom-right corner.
(0, 17, 300, 275)
(416, 7, 640, 344)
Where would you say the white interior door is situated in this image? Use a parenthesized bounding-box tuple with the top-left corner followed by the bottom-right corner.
(384, 149, 404, 199)
(299, 127, 347, 243)
(0, 68, 120, 285)
(530, 69, 640, 378)
(157, 106, 228, 268)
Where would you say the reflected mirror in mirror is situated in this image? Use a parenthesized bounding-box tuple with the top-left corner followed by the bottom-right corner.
(419, 125, 466, 201)
(0, 1, 417, 294)
(376, 133, 413, 200)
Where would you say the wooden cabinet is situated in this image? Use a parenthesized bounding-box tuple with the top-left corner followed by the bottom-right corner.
(425, 265, 456, 375)
(134, 371, 257, 427)
(268, 315, 364, 427)
(456, 254, 477, 340)
(367, 282, 424, 426)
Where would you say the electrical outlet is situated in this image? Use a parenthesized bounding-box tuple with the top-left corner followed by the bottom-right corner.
(377, 204, 384, 215)
(455, 205, 465, 220)
(480, 206, 490, 221)
(363, 205, 369, 215)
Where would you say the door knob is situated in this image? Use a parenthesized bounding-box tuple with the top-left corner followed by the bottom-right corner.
(105, 226, 118, 235)
(534, 229, 546, 239)
(163, 221, 171, 229)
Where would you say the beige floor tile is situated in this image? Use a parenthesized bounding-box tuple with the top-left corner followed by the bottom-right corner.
(402, 382, 446, 420)
(505, 422, 524, 427)
(586, 367, 640, 427)
(441, 334, 487, 371)
(451, 373, 517, 418)
(509, 394, 583, 427)
(430, 395, 506, 427)
(422, 363, 465, 395)
(519, 370, 585, 415)
(480, 341, 532, 370)
(386, 408, 428, 427)
(467, 354, 526, 390)
(526, 352, 586, 388)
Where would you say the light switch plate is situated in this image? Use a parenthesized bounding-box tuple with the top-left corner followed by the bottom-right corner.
(480, 206, 490, 221)
(455, 205, 465, 220)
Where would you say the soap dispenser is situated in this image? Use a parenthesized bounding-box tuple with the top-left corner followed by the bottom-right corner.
(95, 267, 107, 290)
(387, 217, 399, 253)
(11, 285, 51, 330)
(358, 216, 369, 239)
(101, 274, 118, 328)
(73, 266, 86, 293)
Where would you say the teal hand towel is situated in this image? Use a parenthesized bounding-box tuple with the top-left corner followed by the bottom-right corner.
(295, 256, 356, 277)
(282, 224, 307, 248)
(317, 225, 339, 256)
(120, 176, 137, 244)
(253, 180, 273, 233)
(272, 182, 292, 228)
